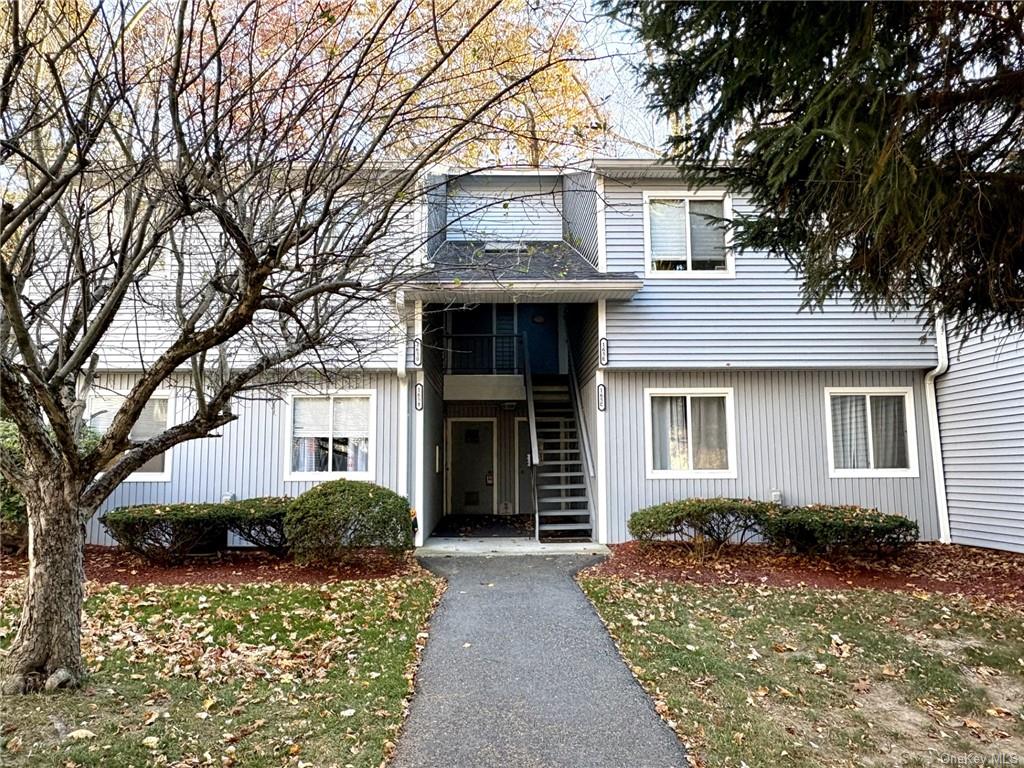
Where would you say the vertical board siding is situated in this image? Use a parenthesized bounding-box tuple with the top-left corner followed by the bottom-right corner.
(566, 303, 599, 384)
(937, 327, 1024, 552)
(446, 176, 564, 241)
(603, 369, 941, 544)
(561, 171, 600, 265)
(87, 372, 404, 545)
(602, 179, 937, 368)
(425, 174, 448, 257)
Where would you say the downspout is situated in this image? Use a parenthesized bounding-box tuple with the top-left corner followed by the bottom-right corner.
(924, 317, 951, 544)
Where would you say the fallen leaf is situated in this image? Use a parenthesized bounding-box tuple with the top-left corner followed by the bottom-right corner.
(67, 729, 96, 740)
(142, 736, 160, 749)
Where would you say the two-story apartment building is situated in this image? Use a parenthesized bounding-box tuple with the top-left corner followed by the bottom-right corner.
(85, 160, 1021, 550)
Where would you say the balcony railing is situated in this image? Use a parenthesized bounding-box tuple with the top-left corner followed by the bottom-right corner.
(443, 334, 522, 375)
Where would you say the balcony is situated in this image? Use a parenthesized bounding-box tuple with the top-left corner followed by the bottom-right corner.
(442, 333, 526, 401)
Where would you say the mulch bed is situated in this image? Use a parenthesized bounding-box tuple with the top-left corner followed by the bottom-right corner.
(0, 545, 414, 587)
(583, 541, 1024, 607)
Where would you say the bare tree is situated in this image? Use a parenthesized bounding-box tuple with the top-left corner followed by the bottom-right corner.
(0, 0, 598, 693)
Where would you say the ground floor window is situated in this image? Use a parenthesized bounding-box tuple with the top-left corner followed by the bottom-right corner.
(645, 388, 735, 478)
(87, 394, 171, 480)
(288, 392, 373, 478)
(825, 387, 917, 477)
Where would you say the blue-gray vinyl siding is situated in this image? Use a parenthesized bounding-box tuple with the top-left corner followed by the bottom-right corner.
(602, 369, 941, 544)
(446, 175, 563, 241)
(561, 171, 599, 266)
(87, 371, 405, 545)
(937, 327, 1024, 553)
(602, 179, 937, 368)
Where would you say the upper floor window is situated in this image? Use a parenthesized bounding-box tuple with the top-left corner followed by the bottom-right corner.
(825, 387, 918, 478)
(643, 193, 731, 277)
(87, 394, 172, 481)
(644, 387, 736, 478)
(286, 392, 374, 480)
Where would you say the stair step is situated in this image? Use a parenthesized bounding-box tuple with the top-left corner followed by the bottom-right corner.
(537, 510, 590, 517)
(538, 522, 593, 531)
(538, 472, 584, 478)
(538, 483, 587, 490)
(537, 497, 588, 504)
(538, 460, 584, 466)
(541, 449, 581, 455)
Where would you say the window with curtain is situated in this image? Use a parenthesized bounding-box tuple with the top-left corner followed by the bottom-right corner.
(291, 395, 371, 474)
(829, 391, 910, 472)
(650, 392, 730, 474)
(88, 395, 170, 474)
(648, 197, 727, 273)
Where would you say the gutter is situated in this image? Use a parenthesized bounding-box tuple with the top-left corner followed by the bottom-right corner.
(924, 318, 951, 543)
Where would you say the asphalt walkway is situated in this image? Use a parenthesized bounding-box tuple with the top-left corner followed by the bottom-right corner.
(390, 555, 687, 768)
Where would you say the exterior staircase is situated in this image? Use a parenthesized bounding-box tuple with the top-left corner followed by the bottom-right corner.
(531, 377, 593, 541)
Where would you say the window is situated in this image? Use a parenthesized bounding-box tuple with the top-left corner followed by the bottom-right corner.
(645, 193, 730, 275)
(87, 394, 171, 480)
(825, 388, 918, 477)
(287, 392, 374, 479)
(645, 388, 736, 478)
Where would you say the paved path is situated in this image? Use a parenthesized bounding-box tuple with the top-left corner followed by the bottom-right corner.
(391, 556, 687, 768)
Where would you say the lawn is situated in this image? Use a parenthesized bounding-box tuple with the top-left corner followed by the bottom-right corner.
(581, 576, 1024, 767)
(0, 572, 442, 767)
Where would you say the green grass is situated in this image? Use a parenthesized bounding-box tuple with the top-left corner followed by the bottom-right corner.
(0, 575, 442, 767)
(580, 578, 1024, 768)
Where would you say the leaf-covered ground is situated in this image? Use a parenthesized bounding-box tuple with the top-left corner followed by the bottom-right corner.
(581, 577, 1024, 767)
(0, 573, 443, 767)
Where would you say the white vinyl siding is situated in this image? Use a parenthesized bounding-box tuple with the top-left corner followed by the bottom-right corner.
(643, 192, 731, 277)
(825, 387, 918, 478)
(285, 391, 375, 481)
(644, 387, 736, 479)
(87, 394, 172, 481)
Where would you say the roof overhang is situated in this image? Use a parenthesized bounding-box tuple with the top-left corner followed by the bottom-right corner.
(405, 278, 643, 303)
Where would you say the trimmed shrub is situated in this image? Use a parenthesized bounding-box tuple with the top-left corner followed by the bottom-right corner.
(101, 504, 233, 564)
(627, 497, 776, 550)
(762, 504, 918, 556)
(223, 496, 291, 557)
(284, 480, 412, 564)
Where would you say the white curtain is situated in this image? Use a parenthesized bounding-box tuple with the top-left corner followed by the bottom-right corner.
(870, 395, 909, 468)
(332, 397, 370, 472)
(292, 398, 330, 472)
(688, 200, 726, 271)
(649, 200, 688, 270)
(830, 395, 869, 469)
(89, 395, 168, 473)
(691, 396, 728, 470)
(652, 396, 688, 470)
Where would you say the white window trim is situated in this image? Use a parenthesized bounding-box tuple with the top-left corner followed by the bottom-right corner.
(283, 389, 377, 482)
(644, 387, 738, 479)
(86, 391, 175, 483)
(642, 189, 735, 279)
(824, 386, 919, 479)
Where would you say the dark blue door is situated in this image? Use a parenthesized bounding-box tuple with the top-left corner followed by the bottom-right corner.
(517, 304, 559, 374)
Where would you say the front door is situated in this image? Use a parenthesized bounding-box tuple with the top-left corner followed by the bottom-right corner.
(448, 420, 495, 515)
(516, 304, 559, 374)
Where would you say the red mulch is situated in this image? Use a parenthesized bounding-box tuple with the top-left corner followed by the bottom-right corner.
(583, 541, 1024, 607)
(0, 545, 414, 587)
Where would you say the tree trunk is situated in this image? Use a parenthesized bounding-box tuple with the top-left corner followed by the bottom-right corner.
(1, 472, 87, 694)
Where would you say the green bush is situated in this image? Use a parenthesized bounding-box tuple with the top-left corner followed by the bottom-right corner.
(284, 480, 412, 564)
(628, 497, 776, 548)
(223, 496, 291, 557)
(761, 504, 918, 556)
(101, 504, 233, 564)
(1, 419, 101, 555)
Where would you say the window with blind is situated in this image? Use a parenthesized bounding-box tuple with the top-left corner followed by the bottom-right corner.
(289, 394, 372, 477)
(646, 389, 735, 477)
(825, 388, 917, 477)
(87, 395, 170, 478)
(646, 196, 729, 274)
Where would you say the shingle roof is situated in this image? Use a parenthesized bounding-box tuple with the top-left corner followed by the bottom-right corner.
(419, 240, 638, 283)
